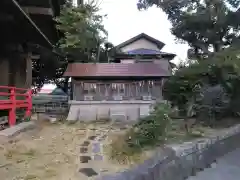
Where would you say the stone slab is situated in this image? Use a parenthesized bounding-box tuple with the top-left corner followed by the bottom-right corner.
(88, 135, 97, 140)
(92, 142, 101, 153)
(81, 141, 90, 147)
(80, 147, 88, 153)
(0, 121, 36, 138)
(80, 156, 91, 163)
(79, 168, 98, 177)
(111, 114, 126, 122)
(93, 154, 103, 161)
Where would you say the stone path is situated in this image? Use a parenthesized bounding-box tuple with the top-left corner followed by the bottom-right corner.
(78, 122, 116, 178)
(187, 148, 240, 180)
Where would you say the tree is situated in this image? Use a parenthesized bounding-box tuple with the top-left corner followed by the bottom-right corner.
(137, 0, 240, 60)
(55, 1, 108, 60)
(163, 43, 240, 121)
(137, 0, 240, 122)
(54, 1, 110, 92)
(32, 1, 112, 92)
(31, 45, 65, 92)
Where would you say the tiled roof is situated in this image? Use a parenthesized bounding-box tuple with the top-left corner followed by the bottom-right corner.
(63, 63, 171, 77)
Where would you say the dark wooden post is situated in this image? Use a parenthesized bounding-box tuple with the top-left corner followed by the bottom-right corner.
(9, 87, 16, 126)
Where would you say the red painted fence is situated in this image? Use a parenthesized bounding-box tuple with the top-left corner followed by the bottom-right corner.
(0, 86, 32, 126)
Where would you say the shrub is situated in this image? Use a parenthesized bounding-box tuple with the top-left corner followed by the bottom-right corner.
(108, 102, 172, 163)
(130, 102, 172, 147)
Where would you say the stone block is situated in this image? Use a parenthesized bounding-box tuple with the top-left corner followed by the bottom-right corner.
(80, 156, 91, 163)
(79, 168, 98, 177)
(0, 121, 35, 138)
(111, 114, 126, 122)
(92, 142, 101, 153)
(81, 141, 90, 147)
(93, 154, 103, 161)
(80, 147, 88, 153)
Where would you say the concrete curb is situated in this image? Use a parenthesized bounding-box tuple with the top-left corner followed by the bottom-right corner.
(97, 124, 240, 180)
(0, 121, 36, 138)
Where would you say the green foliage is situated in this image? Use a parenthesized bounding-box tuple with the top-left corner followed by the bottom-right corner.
(33, 1, 112, 92)
(32, 48, 64, 90)
(55, 1, 107, 50)
(163, 44, 240, 121)
(137, 0, 240, 123)
(55, 1, 110, 64)
(137, 0, 240, 59)
(131, 103, 172, 147)
(108, 102, 172, 163)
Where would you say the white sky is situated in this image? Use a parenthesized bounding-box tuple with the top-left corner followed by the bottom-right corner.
(42, 0, 190, 90)
(98, 0, 189, 64)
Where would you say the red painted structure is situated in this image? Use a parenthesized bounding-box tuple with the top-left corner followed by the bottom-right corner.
(0, 86, 32, 126)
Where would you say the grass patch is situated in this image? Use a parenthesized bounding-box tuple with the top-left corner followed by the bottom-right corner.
(23, 174, 38, 180)
(107, 103, 212, 165)
(0, 122, 87, 180)
(4, 146, 37, 164)
(44, 168, 57, 178)
(105, 132, 144, 165)
(107, 103, 171, 164)
(22, 148, 37, 157)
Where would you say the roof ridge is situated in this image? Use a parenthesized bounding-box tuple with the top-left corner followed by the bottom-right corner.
(115, 33, 165, 50)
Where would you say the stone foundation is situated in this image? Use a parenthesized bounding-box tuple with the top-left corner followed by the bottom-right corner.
(67, 100, 158, 122)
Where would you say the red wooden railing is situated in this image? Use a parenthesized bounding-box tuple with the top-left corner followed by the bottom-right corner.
(0, 86, 32, 127)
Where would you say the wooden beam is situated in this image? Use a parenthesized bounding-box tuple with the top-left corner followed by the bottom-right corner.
(21, 6, 53, 16)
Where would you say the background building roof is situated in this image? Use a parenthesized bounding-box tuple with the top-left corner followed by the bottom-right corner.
(115, 33, 165, 50)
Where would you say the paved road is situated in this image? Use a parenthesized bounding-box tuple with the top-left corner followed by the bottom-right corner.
(188, 148, 240, 180)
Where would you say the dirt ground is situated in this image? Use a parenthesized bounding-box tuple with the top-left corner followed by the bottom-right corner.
(0, 118, 237, 180)
(0, 120, 87, 180)
(0, 120, 133, 180)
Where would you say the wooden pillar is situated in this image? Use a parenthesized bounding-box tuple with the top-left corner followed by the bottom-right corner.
(25, 52, 32, 88)
(8, 55, 16, 87)
(70, 81, 73, 100)
(154, 80, 163, 101)
(0, 58, 9, 86)
(15, 54, 28, 89)
(143, 80, 148, 96)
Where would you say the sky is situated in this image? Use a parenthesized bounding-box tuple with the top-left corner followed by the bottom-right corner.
(98, 0, 189, 64)
(42, 0, 190, 91)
